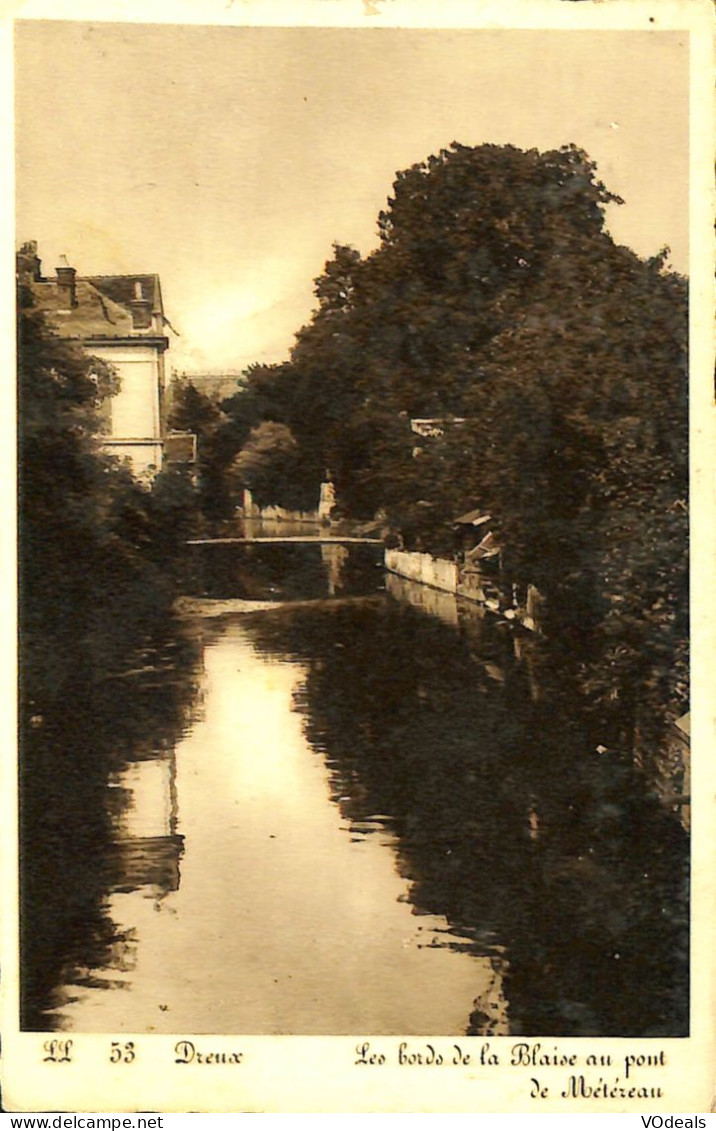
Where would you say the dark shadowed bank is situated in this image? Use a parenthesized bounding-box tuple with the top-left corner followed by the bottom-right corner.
(17, 293, 201, 1028)
(243, 599, 689, 1036)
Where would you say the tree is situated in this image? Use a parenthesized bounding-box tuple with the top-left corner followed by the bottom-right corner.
(169, 378, 226, 437)
(228, 141, 688, 732)
(168, 379, 232, 517)
(459, 242, 688, 731)
(19, 291, 122, 634)
(230, 421, 314, 511)
(18, 289, 199, 657)
(270, 144, 627, 519)
(193, 361, 330, 516)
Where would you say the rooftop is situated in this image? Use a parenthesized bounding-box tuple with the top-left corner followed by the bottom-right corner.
(87, 274, 163, 315)
(27, 278, 137, 339)
(27, 275, 167, 341)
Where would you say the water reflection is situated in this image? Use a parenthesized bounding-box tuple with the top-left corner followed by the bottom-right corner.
(385, 570, 463, 627)
(20, 611, 203, 1030)
(244, 591, 689, 1037)
(106, 752, 183, 898)
(21, 549, 688, 1036)
(47, 618, 501, 1035)
(186, 540, 382, 603)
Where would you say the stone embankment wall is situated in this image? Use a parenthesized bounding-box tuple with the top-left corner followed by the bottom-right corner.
(385, 551, 688, 828)
(242, 488, 319, 525)
(384, 548, 542, 632)
(242, 485, 335, 524)
(384, 549, 459, 593)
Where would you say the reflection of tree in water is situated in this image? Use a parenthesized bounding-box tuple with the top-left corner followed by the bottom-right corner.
(20, 603, 203, 1030)
(185, 543, 382, 602)
(246, 599, 688, 1037)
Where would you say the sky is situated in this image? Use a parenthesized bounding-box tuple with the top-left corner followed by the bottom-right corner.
(15, 20, 690, 372)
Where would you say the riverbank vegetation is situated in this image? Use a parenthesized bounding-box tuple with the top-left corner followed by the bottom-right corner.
(18, 287, 202, 1026)
(19, 288, 198, 662)
(16, 140, 689, 1028)
(196, 142, 688, 745)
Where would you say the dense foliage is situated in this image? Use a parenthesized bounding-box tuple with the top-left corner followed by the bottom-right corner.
(18, 291, 198, 701)
(18, 291, 204, 1028)
(167, 377, 233, 518)
(204, 142, 688, 734)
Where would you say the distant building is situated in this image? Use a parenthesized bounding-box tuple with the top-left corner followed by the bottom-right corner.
(410, 417, 466, 439)
(17, 241, 171, 476)
(410, 417, 467, 458)
(170, 370, 244, 408)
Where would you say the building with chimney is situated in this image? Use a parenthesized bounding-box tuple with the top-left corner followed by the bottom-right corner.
(17, 241, 170, 476)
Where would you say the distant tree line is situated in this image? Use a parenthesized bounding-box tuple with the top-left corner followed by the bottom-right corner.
(176, 141, 687, 742)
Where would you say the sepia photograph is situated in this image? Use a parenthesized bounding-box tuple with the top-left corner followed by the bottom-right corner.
(5, 1, 713, 1114)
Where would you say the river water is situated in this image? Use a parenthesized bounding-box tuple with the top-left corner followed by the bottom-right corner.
(20, 542, 689, 1036)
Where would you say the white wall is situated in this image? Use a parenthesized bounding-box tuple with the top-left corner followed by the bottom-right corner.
(92, 343, 163, 474)
(384, 549, 458, 593)
(385, 548, 543, 633)
(92, 344, 162, 441)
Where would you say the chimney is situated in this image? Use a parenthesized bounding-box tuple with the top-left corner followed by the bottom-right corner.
(129, 279, 152, 329)
(56, 255, 77, 308)
(16, 240, 42, 283)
